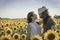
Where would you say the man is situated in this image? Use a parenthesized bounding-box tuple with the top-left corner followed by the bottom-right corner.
(38, 6, 56, 33)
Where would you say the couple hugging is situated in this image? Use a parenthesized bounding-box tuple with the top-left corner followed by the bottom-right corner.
(27, 6, 56, 40)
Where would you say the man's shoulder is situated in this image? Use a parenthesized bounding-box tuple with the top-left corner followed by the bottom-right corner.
(48, 18, 54, 22)
(47, 18, 55, 24)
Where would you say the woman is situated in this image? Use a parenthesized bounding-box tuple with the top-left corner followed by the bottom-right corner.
(27, 11, 42, 40)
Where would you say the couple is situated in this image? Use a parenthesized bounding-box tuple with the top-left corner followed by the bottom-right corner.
(27, 6, 56, 40)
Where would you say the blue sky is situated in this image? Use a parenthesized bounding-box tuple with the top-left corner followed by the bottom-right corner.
(0, 0, 60, 18)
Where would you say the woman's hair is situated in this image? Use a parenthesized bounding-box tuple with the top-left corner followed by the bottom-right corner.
(27, 11, 33, 23)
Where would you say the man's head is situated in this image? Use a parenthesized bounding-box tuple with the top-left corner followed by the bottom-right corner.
(38, 6, 49, 18)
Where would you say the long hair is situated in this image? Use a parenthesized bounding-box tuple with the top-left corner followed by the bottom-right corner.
(27, 12, 33, 23)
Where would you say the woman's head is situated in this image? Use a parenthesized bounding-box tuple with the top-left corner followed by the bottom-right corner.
(27, 11, 37, 23)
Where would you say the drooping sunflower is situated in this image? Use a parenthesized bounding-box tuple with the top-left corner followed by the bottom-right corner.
(31, 35, 42, 40)
(13, 33, 20, 40)
(44, 30, 59, 40)
(21, 34, 27, 40)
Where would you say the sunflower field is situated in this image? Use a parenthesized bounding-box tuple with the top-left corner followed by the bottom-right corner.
(0, 18, 60, 40)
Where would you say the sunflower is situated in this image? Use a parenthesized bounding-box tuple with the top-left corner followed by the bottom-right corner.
(13, 33, 20, 40)
(1, 35, 12, 40)
(21, 34, 27, 40)
(23, 29, 27, 34)
(56, 30, 60, 34)
(5, 28, 12, 35)
(0, 25, 4, 29)
(56, 30, 60, 39)
(12, 26, 18, 32)
(31, 35, 42, 40)
(58, 37, 60, 40)
(24, 25, 27, 29)
(16, 25, 20, 29)
(44, 30, 59, 40)
(0, 31, 5, 37)
(20, 23, 25, 29)
(4, 27, 10, 31)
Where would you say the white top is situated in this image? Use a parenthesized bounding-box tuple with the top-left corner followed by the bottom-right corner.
(27, 21, 42, 37)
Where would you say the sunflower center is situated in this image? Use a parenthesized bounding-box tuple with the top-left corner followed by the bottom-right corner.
(22, 36, 25, 38)
(33, 38, 39, 40)
(48, 33, 55, 40)
(6, 24, 8, 26)
(7, 30, 11, 34)
(57, 31, 59, 33)
(2, 25, 3, 28)
(20, 26, 22, 28)
(14, 35, 18, 39)
(14, 28, 16, 30)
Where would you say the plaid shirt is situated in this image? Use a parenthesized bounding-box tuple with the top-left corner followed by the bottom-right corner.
(43, 18, 56, 33)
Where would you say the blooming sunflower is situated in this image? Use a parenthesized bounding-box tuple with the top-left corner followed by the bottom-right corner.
(56, 30, 60, 34)
(4, 27, 10, 31)
(16, 25, 20, 29)
(19, 26, 23, 29)
(56, 30, 60, 40)
(31, 35, 42, 40)
(21, 34, 27, 40)
(0, 31, 5, 37)
(1, 35, 12, 40)
(12, 26, 18, 32)
(0, 25, 4, 29)
(20, 23, 25, 29)
(23, 29, 27, 34)
(5, 28, 12, 35)
(44, 30, 59, 40)
(13, 33, 20, 40)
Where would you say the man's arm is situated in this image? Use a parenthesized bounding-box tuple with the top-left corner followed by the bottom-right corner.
(47, 18, 56, 30)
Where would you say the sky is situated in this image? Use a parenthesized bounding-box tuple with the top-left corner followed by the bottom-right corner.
(0, 0, 60, 18)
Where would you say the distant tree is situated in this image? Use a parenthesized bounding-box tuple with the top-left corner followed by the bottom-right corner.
(0, 17, 1, 19)
(54, 15, 60, 19)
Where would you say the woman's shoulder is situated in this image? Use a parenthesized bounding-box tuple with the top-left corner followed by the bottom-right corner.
(27, 22, 36, 27)
(27, 23, 32, 27)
